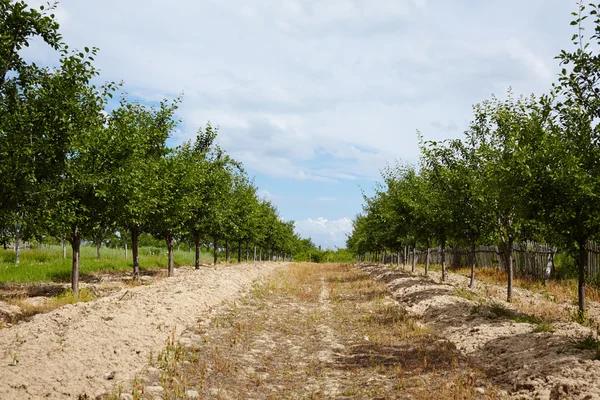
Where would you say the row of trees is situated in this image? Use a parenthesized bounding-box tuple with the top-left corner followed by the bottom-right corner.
(347, 1, 600, 312)
(0, 1, 318, 296)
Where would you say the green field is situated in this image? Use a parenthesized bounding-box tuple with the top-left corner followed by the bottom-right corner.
(0, 245, 214, 283)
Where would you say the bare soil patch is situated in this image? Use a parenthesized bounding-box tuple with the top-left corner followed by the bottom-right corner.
(0, 263, 280, 399)
(362, 264, 600, 400)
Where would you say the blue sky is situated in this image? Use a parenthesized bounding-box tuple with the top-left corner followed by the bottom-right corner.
(25, 0, 576, 248)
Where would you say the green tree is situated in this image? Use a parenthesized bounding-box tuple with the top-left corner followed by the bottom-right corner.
(107, 98, 180, 278)
(542, 1, 600, 311)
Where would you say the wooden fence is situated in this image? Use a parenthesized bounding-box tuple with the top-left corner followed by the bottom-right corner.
(370, 241, 600, 281)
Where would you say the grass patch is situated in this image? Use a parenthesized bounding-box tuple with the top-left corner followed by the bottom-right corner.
(489, 302, 513, 318)
(533, 322, 555, 333)
(455, 287, 478, 301)
(7, 288, 96, 323)
(0, 245, 213, 283)
(574, 335, 600, 360)
(116, 263, 499, 399)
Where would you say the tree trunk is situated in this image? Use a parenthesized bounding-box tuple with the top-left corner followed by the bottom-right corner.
(425, 240, 430, 276)
(71, 228, 81, 298)
(131, 226, 140, 279)
(403, 245, 407, 270)
(237, 241, 241, 263)
(225, 240, 230, 264)
(213, 236, 218, 266)
(14, 227, 20, 265)
(578, 239, 588, 312)
(165, 233, 175, 277)
(96, 240, 101, 260)
(62, 238, 67, 259)
(469, 239, 476, 288)
(253, 242, 257, 263)
(194, 231, 201, 270)
(441, 237, 447, 282)
(504, 237, 514, 302)
(259, 248, 262, 262)
(411, 246, 416, 273)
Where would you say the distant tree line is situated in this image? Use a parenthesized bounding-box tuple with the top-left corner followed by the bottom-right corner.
(347, 1, 600, 313)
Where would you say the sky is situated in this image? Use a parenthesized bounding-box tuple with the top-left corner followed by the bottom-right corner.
(25, 0, 576, 249)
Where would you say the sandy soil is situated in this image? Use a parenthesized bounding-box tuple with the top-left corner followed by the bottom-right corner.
(362, 264, 600, 400)
(0, 263, 281, 399)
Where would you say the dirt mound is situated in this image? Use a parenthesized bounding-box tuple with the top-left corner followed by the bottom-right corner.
(362, 264, 600, 400)
(0, 263, 281, 399)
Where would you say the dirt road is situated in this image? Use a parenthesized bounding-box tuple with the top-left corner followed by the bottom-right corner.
(0, 263, 281, 399)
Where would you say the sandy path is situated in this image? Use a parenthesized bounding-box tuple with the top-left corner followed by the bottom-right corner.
(0, 263, 282, 399)
(361, 264, 600, 400)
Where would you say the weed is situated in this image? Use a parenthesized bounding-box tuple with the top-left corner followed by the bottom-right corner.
(490, 302, 513, 318)
(571, 309, 596, 327)
(576, 335, 599, 348)
(455, 287, 477, 301)
(533, 322, 555, 333)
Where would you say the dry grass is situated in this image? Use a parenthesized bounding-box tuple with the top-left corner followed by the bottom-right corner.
(8, 288, 96, 321)
(453, 266, 600, 304)
(116, 263, 500, 399)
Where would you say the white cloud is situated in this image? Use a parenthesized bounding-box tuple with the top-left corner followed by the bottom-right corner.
(20, 0, 574, 184)
(294, 217, 353, 249)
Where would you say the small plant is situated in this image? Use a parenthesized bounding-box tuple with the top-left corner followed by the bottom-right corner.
(533, 322, 555, 333)
(455, 287, 477, 301)
(513, 315, 541, 324)
(489, 302, 513, 318)
(571, 309, 595, 326)
(576, 333, 598, 346)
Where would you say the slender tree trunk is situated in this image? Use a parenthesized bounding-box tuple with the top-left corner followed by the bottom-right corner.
(131, 226, 140, 279)
(237, 241, 241, 263)
(213, 236, 218, 266)
(578, 239, 588, 312)
(469, 239, 476, 288)
(125, 243, 127, 260)
(194, 231, 201, 270)
(425, 239, 430, 276)
(403, 245, 407, 270)
(246, 242, 249, 262)
(441, 237, 447, 282)
(62, 238, 67, 259)
(259, 248, 262, 262)
(96, 240, 101, 260)
(14, 227, 20, 265)
(504, 237, 514, 302)
(253, 242, 257, 263)
(71, 228, 81, 298)
(165, 233, 175, 277)
(225, 240, 230, 264)
(411, 245, 416, 273)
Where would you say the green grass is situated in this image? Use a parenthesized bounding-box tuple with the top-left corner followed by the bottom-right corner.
(533, 322, 555, 333)
(574, 335, 600, 359)
(0, 245, 213, 283)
